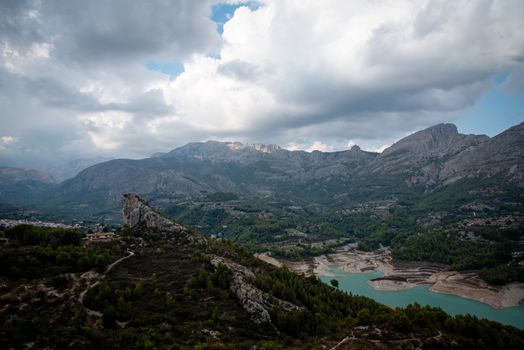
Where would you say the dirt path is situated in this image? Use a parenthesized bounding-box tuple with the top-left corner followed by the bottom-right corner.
(105, 250, 135, 274)
(79, 250, 135, 317)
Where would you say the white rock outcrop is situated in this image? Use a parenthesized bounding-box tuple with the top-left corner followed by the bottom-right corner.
(211, 256, 301, 324)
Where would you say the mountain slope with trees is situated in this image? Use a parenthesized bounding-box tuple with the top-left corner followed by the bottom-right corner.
(1, 194, 523, 349)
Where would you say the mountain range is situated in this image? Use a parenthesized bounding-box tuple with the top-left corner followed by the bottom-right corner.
(0, 122, 522, 223)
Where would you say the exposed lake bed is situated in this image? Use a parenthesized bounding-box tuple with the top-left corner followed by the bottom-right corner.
(320, 266, 524, 329)
(258, 246, 524, 328)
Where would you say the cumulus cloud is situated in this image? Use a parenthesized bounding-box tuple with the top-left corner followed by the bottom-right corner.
(0, 0, 523, 166)
(0, 136, 16, 152)
(286, 140, 334, 153)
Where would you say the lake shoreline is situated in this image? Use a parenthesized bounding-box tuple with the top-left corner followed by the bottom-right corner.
(256, 246, 524, 310)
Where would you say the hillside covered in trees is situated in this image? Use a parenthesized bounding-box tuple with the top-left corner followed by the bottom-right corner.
(1, 195, 523, 349)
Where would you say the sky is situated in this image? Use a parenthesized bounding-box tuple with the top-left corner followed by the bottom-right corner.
(0, 0, 523, 168)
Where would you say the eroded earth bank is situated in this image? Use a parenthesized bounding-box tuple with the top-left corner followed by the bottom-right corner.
(258, 246, 524, 310)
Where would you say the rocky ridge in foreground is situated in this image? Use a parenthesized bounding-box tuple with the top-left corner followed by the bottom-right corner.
(122, 193, 300, 324)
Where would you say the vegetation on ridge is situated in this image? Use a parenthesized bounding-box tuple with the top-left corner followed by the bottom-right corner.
(1, 223, 524, 349)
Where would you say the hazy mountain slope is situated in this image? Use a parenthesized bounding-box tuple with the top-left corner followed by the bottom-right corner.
(49, 156, 113, 182)
(0, 167, 56, 205)
(42, 142, 377, 215)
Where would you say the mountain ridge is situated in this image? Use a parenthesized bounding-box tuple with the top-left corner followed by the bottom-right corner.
(1, 122, 522, 222)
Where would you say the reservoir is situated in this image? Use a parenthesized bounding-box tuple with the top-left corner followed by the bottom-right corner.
(320, 266, 524, 329)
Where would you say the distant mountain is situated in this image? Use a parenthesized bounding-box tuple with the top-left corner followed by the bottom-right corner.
(150, 152, 166, 158)
(368, 122, 524, 187)
(1, 123, 523, 220)
(48, 156, 113, 182)
(43, 141, 377, 215)
(0, 167, 56, 206)
(0, 167, 55, 183)
(161, 141, 283, 163)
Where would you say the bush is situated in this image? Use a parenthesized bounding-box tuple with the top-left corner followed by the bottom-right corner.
(103, 305, 117, 329)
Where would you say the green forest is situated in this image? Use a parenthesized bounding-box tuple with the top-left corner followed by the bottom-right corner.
(0, 225, 123, 280)
(1, 224, 524, 348)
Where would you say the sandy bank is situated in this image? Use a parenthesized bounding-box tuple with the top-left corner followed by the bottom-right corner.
(429, 271, 524, 309)
(369, 279, 417, 291)
(268, 245, 524, 309)
(313, 255, 335, 277)
(254, 252, 282, 268)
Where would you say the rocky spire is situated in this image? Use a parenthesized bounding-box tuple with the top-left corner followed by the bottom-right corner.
(122, 193, 204, 243)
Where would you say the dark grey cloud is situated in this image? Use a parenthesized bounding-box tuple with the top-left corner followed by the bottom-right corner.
(0, 0, 43, 49)
(0, 0, 220, 64)
(0, 0, 223, 166)
(201, 0, 523, 147)
(42, 0, 219, 65)
(1, 0, 523, 168)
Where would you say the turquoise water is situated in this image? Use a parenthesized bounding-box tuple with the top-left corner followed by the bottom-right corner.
(320, 267, 524, 329)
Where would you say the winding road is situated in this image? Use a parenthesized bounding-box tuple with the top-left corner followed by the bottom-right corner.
(79, 250, 135, 317)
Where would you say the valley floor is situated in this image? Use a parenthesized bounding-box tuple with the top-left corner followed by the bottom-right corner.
(256, 247, 524, 310)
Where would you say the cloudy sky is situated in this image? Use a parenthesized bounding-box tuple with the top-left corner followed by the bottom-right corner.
(1, 0, 523, 167)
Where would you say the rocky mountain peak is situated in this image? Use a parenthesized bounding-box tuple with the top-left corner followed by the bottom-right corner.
(227, 142, 281, 153)
(426, 123, 458, 135)
(122, 193, 202, 242)
(381, 123, 462, 158)
(162, 140, 281, 162)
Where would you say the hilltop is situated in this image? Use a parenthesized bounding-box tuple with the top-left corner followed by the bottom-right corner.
(1, 194, 523, 349)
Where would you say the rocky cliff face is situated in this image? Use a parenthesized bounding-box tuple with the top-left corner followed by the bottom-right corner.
(211, 256, 301, 324)
(162, 141, 282, 164)
(368, 122, 524, 187)
(121, 192, 297, 324)
(370, 124, 489, 174)
(122, 193, 201, 242)
(440, 122, 524, 185)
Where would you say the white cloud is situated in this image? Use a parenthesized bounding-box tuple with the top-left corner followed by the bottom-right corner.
(347, 140, 357, 148)
(365, 144, 391, 154)
(1, 136, 15, 144)
(80, 111, 133, 150)
(305, 141, 334, 153)
(160, 0, 523, 150)
(0, 0, 523, 165)
(0, 136, 16, 151)
(285, 140, 334, 153)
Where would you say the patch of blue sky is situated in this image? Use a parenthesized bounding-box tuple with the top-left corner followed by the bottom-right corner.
(211, 1, 262, 34)
(146, 59, 185, 79)
(455, 73, 524, 136)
